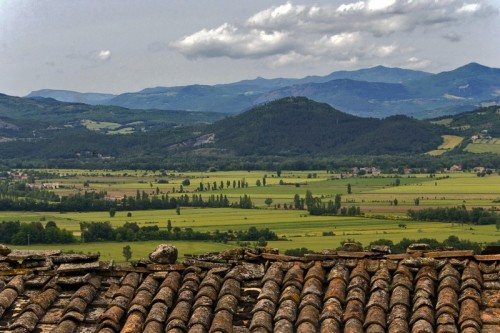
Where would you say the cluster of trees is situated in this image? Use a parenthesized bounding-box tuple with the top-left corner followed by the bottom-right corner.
(0, 180, 59, 202)
(293, 191, 361, 216)
(0, 221, 75, 245)
(407, 206, 499, 225)
(79, 221, 278, 244)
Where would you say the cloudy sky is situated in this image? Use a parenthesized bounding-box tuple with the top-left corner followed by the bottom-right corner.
(1, 0, 499, 96)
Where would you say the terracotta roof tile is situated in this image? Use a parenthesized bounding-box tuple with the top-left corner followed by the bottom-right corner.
(388, 317, 409, 333)
(274, 318, 293, 333)
(261, 262, 283, 285)
(437, 287, 459, 312)
(274, 298, 297, 323)
(279, 285, 301, 304)
(390, 285, 411, 308)
(344, 299, 364, 322)
(364, 305, 386, 328)
(299, 293, 322, 312)
(145, 301, 168, 325)
(189, 305, 212, 330)
(252, 298, 276, 315)
(249, 310, 272, 332)
(346, 285, 366, 305)
(366, 289, 389, 312)
(0, 245, 499, 332)
(438, 275, 460, 292)
(324, 278, 346, 304)
(326, 263, 349, 282)
(282, 263, 304, 290)
(215, 294, 238, 315)
(301, 276, 323, 297)
(344, 318, 363, 333)
(411, 318, 434, 332)
(296, 304, 319, 328)
(320, 317, 340, 333)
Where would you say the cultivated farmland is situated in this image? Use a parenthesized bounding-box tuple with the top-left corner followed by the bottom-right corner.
(6, 169, 500, 261)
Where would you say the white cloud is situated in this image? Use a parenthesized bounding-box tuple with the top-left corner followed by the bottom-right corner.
(172, 23, 294, 59)
(95, 50, 111, 61)
(172, 0, 498, 67)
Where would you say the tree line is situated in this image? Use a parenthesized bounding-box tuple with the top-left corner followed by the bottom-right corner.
(407, 206, 499, 225)
(0, 221, 75, 245)
(0, 185, 255, 212)
(80, 221, 278, 244)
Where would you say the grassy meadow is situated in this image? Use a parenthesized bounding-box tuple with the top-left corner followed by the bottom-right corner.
(5, 169, 500, 261)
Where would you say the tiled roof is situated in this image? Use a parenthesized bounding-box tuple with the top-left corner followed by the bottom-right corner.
(0, 245, 498, 333)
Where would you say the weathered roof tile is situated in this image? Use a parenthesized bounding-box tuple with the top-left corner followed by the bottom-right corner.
(0, 246, 498, 333)
(274, 298, 297, 322)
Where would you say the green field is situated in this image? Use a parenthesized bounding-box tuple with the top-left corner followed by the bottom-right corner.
(465, 139, 500, 154)
(4, 170, 500, 262)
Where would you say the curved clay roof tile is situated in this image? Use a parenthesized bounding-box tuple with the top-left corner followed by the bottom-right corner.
(323, 278, 346, 304)
(319, 297, 342, 324)
(304, 263, 326, 283)
(344, 299, 364, 322)
(364, 305, 387, 329)
(215, 294, 238, 315)
(249, 310, 272, 332)
(344, 318, 363, 333)
(219, 278, 240, 299)
(438, 276, 460, 292)
(274, 299, 298, 323)
(320, 317, 341, 333)
(389, 286, 411, 309)
(388, 318, 409, 333)
(436, 287, 459, 312)
(274, 318, 294, 333)
(188, 305, 212, 330)
(438, 264, 461, 281)
(262, 262, 284, 285)
(257, 280, 279, 303)
(327, 263, 349, 283)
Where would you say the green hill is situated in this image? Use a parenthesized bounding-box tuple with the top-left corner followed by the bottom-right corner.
(207, 97, 442, 155)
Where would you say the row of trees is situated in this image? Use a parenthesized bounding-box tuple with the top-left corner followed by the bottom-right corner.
(0, 221, 75, 245)
(79, 221, 278, 244)
(0, 187, 255, 212)
(407, 206, 499, 225)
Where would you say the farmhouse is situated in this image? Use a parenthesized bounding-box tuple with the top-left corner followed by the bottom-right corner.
(0, 244, 498, 333)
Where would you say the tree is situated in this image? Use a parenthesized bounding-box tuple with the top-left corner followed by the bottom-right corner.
(167, 220, 172, 233)
(182, 178, 190, 186)
(127, 212, 132, 217)
(176, 206, 181, 215)
(122, 245, 132, 262)
(109, 207, 116, 218)
(414, 198, 420, 206)
(393, 198, 398, 206)
(347, 183, 352, 194)
(264, 198, 273, 207)
(256, 179, 261, 187)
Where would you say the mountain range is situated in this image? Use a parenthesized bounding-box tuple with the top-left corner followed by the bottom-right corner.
(27, 63, 500, 118)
